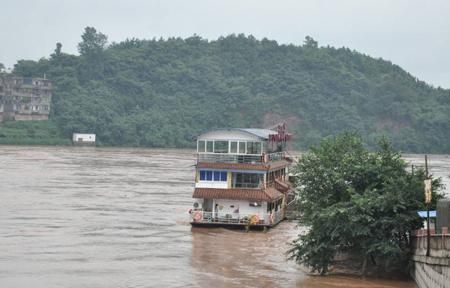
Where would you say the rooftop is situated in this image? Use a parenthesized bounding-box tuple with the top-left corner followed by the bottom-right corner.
(193, 187, 284, 202)
(236, 128, 279, 140)
(197, 125, 292, 142)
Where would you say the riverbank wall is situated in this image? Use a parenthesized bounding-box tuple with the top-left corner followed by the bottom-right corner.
(411, 229, 450, 288)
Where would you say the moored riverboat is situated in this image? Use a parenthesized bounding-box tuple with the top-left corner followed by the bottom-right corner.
(190, 124, 294, 229)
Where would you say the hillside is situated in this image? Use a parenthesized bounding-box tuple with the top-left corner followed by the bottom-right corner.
(5, 27, 450, 152)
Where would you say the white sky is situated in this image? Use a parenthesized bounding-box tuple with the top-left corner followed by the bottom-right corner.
(1, 0, 449, 88)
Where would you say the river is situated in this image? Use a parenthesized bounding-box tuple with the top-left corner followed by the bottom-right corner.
(0, 146, 448, 287)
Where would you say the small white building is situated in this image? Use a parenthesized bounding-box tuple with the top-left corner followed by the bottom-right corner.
(72, 133, 96, 145)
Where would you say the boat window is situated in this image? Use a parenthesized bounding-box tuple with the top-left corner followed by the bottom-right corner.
(199, 170, 227, 181)
(197, 140, 206, 152)
(247, 142, 261, 154)
(234, 173, 261, 188)
(230, 141, 238, 153)
(238, 141, 246, 154)
(214, 141, 228, 153)
(206, 141, 214, 153)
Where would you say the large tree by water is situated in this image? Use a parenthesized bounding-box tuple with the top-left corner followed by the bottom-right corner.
(289, 133, 443, 276)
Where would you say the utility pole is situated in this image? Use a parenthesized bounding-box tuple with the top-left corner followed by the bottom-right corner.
(425, 155, 431, 257)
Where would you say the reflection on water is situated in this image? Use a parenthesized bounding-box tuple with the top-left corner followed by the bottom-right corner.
(0, 146, 439, 287)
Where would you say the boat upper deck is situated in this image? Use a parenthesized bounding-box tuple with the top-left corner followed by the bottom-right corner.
(196, 126, 292, 166)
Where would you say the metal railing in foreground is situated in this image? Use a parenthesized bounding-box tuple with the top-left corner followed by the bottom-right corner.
(190, 210, 284, 226)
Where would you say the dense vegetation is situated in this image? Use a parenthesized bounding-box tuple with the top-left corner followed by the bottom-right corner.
(0, 121, 69, 145)
(288, 133, 443, 276)
(6, 27, 450, 152)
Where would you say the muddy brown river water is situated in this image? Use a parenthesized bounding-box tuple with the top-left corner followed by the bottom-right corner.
(1, 146, 448, 287)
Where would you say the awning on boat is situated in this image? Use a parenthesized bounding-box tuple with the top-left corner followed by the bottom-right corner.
(193, 187, 284, 202)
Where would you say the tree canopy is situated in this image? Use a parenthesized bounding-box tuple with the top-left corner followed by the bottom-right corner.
(77, 27, 108, 56)
(5, 27, 450, 152)
(288, 133, 443, 276)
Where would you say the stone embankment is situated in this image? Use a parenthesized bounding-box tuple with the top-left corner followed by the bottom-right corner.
(411, 229, 450, 288)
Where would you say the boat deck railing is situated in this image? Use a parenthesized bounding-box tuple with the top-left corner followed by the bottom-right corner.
(190, 210, 284, 226)
(197, 152, 285, 164)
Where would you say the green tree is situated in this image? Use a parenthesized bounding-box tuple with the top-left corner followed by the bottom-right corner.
(77, 27, 108, 82)
(54, 42, 62, 57)
(78, 27, 108, 56)
(288, 133, 443, 276)
(13, 59, 48, 77)
(304, 35, 318, 48)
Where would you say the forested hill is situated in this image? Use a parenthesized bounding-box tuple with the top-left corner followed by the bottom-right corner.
(8, 27, 450, 152)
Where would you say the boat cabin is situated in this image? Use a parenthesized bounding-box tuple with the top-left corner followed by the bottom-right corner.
(190, 125, 293, 228)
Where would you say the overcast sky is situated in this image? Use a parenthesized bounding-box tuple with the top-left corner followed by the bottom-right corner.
(1, 0, 449, 88)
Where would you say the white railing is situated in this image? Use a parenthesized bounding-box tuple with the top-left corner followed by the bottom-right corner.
(197, 152, 285, 164)
(190, 210, 284, 226)
(197, 153, 262, 163)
